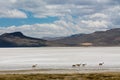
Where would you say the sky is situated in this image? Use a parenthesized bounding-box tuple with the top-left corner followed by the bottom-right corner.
(0, 0, 120, 38)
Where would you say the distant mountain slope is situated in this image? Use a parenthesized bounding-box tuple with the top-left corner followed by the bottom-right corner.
(0, 32, 47, 47)
(0, 28, 120, 47)
(53, 28, 120, 46)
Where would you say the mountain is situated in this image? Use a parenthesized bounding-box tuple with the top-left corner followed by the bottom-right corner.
(0, 28, 120, 47)
(0, 32, 47, 47)
(52, 28, 120, 46)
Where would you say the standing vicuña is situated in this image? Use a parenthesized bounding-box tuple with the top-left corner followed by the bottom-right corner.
(32, 64, 38, 69)
(99, 62, 104, 66)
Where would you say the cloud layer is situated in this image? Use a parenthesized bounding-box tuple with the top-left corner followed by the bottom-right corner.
(0, 0, 120, 38)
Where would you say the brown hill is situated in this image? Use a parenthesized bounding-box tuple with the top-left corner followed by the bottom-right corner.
(52, 28, 120, 46)
(0, 32, 47, 47)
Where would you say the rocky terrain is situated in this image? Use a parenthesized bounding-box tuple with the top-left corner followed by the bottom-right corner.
(0, 28, 119, 47)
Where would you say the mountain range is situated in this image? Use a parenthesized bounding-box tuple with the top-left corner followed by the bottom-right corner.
(0, 28, 120, 47)
(52, 28, 120, 46)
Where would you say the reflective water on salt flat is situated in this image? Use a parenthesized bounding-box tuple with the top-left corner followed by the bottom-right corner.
(0, 47, 119, 70)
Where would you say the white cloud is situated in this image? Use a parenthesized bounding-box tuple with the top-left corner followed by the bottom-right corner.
(81, 20, 108, 28)
(0, 9, 27, 18)
(0, 23, 71, 38)
(0, 0, 27, 18)
(0, 15, 110, 38)
(0, 0, 120, 37)
(0, 0, 119, 19)
(10, 0, 17, 3)
(90, 13, 108, 19)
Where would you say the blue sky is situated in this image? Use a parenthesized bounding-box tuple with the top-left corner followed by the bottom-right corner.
(0, 0, 120, 38)
(0, 17, 58, 27)
(0, 9, 58, 27)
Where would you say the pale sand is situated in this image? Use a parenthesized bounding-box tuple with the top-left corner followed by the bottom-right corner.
(0, 69, 120, 74)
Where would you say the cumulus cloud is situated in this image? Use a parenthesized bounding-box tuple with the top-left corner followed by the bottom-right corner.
(90, 13, 108, 19)
(0, 0, 119, 18)
(0, 9, 27, 18)
(0, 16, 109, 38)
(0, 0, 120, 37)
(0, 0, 27, 18)
(81, 20, 109, 28)
(0, 23, 71, 38)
